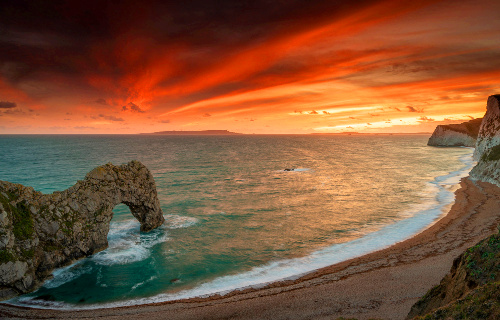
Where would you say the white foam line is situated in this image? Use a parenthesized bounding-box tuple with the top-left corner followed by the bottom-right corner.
(8, 149, 475, 310)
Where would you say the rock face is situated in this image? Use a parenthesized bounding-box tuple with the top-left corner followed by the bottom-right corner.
(473, 95, 500, 159)
(427, 118, 482, 147)
(410, 95, 500, 319)
(0, 160, 164, 300)
(469, 95, 500, 186)
(407, 230, 500, 319)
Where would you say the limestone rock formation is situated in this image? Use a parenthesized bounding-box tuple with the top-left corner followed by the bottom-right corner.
(427, 118, 482, 147)
(469, 151, 500, 187)
(469, 95, 500, 186)
(473, 95, 500, 159)
(0, 160, 164, 300)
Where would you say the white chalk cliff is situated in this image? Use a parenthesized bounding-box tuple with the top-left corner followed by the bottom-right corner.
(473, 95, 500, 160)
(427, 118, 482, 147)
(468, 95, 500, 186)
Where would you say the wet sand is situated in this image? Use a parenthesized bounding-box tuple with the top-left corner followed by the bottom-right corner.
(2, 177, 500, 320)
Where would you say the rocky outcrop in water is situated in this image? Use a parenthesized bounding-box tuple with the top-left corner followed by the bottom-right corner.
(427, 118, 482, 147)
(0, 160, 164, 300)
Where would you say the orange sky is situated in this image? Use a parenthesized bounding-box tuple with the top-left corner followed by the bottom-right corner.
(1, 0, 500, 134)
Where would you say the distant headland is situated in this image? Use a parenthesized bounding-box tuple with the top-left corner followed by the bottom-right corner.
(142, 130, 242, 135)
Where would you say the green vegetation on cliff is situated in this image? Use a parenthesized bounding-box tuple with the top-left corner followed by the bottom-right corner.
(0, 191, 34, 240)
(413, 282, 500, 320)
(409, 229, 500, 319)
(0, 249, 16, 263)
(481, 144, 500, 162)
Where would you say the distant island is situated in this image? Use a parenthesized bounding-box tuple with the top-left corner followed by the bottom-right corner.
(310, 132, 431, 135)
(142, 130, 242, 135)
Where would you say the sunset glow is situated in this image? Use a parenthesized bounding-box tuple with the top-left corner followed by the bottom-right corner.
(1, 0, 499, 134)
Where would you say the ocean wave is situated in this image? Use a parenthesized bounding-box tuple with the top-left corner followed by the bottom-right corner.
(92, 218, 169, 266)
(41, 262, 91, 289)
(69, 149, 475, 309)
(5, 143, 475, 310)
(92, 239, 151, 266)
(163, 214, 199, 229)
(131, 275, 158, 291)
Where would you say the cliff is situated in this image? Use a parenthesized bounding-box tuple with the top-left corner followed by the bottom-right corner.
(408, 94, 500, 318)
(0, 160, 164, 300)
(473, 95, 500, 160)
(427, 118, 482, 147)
(407, 229, 500, 319)
(469, 95, 500, 186)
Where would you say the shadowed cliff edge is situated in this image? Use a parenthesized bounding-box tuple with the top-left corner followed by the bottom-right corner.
(0, 160, 164, 300)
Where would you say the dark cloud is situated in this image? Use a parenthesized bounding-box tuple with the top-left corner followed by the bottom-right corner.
(98, 114, 124, 121)
(159, 119, 170, 123)
(309, 110, 318, 114)
(203, 113, 211, 117)
(74, 126, 96, 129)
(95, 98, 108, 105)
(0, 0, 383, 104)
(387, 63, 435, 75)
(129, 102, 145, 113)
(417, 116, 435, 122)
(2, 108, 25, 115)
(407, 106, 424, 113)
(122, 102, 145, 113)
(0, 101, 17, 108)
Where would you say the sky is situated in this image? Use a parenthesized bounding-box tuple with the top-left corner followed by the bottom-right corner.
(1, 0, 500, 134)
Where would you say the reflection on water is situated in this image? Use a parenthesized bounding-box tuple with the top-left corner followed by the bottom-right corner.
(0, 135, 472, 307)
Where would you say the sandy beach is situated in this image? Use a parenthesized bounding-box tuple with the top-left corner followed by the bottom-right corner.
(1, 177, 500, 320)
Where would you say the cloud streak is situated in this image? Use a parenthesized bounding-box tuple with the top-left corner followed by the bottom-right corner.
(0, 101, 17, 109)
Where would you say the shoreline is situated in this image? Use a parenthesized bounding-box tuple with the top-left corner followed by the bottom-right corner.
(4, 148, 473, 311)
(2, 177, 500, 319)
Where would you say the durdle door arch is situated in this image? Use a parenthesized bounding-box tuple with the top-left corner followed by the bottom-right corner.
(0, 160, 164, 299)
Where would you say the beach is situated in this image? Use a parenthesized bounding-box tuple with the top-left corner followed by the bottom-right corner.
(1, 177, 500, 319)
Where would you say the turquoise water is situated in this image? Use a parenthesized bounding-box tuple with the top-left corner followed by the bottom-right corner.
(0, 135, 473, 308)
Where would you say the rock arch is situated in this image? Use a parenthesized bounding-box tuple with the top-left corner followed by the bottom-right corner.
(0, 161, 164, 299)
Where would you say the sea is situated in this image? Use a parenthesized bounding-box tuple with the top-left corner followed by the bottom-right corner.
(0, 134, 473, 309)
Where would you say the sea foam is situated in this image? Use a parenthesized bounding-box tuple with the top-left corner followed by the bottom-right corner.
(37, 149, 474, 310)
